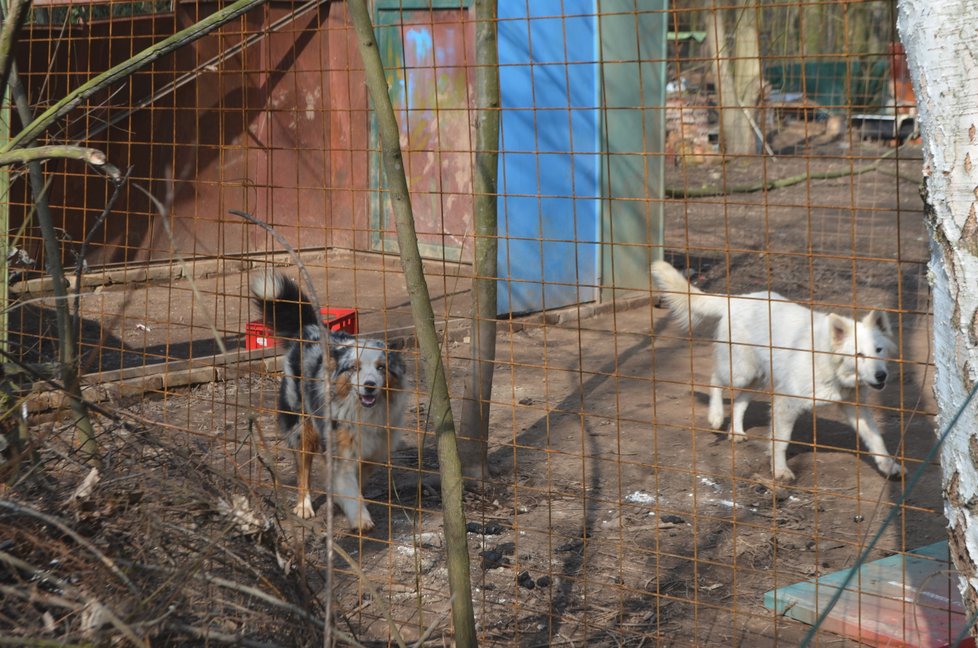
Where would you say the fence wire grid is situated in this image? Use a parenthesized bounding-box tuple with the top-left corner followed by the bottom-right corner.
(0, 0, 951, 646)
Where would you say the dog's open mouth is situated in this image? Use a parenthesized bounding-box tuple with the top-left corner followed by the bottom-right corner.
(869, 381, 886, 391)
(359, 393, 377, 407)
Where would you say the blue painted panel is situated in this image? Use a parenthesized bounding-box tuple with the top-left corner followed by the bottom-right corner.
(497, 0, 600, 315)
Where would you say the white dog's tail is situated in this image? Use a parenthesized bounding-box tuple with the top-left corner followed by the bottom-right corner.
(651, 261, 727, 333)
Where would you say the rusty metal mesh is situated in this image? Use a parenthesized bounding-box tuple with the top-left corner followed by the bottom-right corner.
(0, 1, 944, 646)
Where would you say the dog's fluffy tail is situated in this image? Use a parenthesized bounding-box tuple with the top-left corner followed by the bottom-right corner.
(651, 261, 727, 333)
(250, 271, 320, 341)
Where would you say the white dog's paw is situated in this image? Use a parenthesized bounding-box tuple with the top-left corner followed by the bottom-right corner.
(877, 457, 905, 479)
(708, 410, 724, 430)
(729, 430, 748, 443)
(293, 497, 315, 519)
(773, 465, 796, 482)
(337, 496, 375, 532)
(350, 510, 375, 533)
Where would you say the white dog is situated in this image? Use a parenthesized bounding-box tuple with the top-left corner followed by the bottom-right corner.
(651, 261, 901, 482)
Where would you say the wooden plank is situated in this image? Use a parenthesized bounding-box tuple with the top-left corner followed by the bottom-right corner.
(765, 541, 975, 648)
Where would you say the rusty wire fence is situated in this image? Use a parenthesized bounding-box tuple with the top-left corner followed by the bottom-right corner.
(0, 0, 949, 646)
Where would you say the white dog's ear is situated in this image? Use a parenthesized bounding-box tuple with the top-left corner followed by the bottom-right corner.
(863, 310, 893, 337)
(828, 314, 852, 348)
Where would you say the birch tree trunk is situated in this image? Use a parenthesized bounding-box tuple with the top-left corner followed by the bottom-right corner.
(898, 0, 978, 626)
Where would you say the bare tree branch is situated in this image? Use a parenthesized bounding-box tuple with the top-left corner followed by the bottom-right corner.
(0, 0, 30, 94)
(1, 0, 271, 153)
(345, 2, 478, 645)
(5, 53, 99, 462)
(0, 500, 138, 595)
(0, 144, 107, 168)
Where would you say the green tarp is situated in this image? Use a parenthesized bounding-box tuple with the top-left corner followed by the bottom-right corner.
(765, 59, 890, 113)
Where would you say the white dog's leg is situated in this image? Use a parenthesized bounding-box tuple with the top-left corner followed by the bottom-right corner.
(333, 459, 374, 532)
(770, 397, 798, 482)
(708, 379, 725, 430)
(293, 493, 315, 519)
(729, 391, 752, 441)
(841, 404, 903, 478)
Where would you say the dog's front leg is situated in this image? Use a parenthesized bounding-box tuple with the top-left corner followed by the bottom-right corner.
(333, 459, 374, 532)
(770, 397, 797, 482)
(333, 425, 374, 532)
(729, 391, 753, 441)
(293, 420, 319, 519)
(841, 403, 903, 478)
(708, 381, 726, 431)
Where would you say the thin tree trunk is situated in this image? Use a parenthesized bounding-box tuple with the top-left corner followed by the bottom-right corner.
(898, 0, 978, 631)
(706, 3, 734, 153)
(459, 0, 499, 484)
(0, 26, 8, 469)
(0, 0, 29, 95)
(6, 59, 98, 461)
(346, 2, 478, 645)
(801, 1, 824, 57)
(731, 1, 762, 154)
(707, 0, 761, 156)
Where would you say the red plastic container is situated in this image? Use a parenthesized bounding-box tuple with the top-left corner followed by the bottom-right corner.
(245, 307, 358, 350)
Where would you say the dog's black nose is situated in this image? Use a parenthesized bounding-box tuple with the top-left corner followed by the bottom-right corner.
(363, 380, 377, 391)
(874, 371, 887, 384)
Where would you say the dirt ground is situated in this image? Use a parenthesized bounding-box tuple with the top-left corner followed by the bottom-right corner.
(4, 126, 945, 646)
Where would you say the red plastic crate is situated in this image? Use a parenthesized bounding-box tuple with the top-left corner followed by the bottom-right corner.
(245, 307, 358, 350)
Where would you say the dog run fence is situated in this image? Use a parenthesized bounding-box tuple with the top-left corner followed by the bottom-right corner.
(0, 0, 947, 646)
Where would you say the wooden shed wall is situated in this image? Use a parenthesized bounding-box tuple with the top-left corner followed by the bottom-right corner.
(12, 1, 371, 267)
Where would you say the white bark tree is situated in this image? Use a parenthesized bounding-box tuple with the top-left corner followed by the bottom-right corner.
(898, 0, 978, 625)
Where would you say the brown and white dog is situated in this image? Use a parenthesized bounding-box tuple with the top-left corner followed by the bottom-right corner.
(251, 271, 409, 531)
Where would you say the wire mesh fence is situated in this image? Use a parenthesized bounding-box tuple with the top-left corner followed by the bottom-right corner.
(0, 0, 951, 646)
